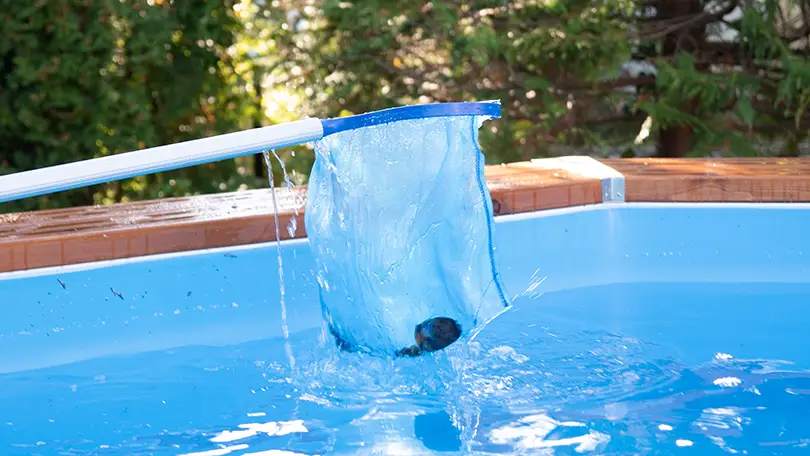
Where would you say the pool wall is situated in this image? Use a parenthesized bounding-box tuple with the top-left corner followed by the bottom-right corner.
(2, 157, 810, 374)
(2, 200, 810, 373)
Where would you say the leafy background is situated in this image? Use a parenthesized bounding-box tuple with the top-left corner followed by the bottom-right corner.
(2, 0, 810, 213)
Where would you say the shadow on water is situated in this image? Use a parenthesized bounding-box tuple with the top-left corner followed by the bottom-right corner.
(414, 410, 462, 452)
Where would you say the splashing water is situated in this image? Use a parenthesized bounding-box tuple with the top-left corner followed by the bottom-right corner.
(263, 150, 295, 370)
(2, 272, 810, 454)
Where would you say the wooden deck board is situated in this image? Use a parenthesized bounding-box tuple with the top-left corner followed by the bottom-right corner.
(600, 158, 810, 202)
(3, 157, 810, 272)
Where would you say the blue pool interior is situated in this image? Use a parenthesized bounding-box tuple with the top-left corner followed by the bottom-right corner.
(1, 202, 810, 455)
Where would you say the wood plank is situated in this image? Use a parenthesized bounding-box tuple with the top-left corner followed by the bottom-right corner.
(600, 158, 810, 202)
(8, 157, 809, 272)
(1, 161, 601, 272)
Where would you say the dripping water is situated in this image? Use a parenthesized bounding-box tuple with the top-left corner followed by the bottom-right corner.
(263, 150, 295, 370)
(270, 149, 302, 238)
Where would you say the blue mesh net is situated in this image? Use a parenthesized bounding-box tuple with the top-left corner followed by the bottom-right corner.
(305, 103, 510, 356)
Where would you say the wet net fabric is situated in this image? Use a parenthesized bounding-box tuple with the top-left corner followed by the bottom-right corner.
(305, 113, 510, 355)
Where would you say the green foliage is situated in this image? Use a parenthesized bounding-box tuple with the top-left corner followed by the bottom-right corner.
(5, 0, 810, 212)
(226, 0, 315, 188)
(260, 0, 810, 162)
(0, 0, 258, 213)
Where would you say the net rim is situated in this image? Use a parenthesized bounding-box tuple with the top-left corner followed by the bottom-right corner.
(320, 100, 501, 137)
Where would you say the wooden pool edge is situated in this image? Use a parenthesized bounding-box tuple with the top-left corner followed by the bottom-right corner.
(3, 156, 810, 273)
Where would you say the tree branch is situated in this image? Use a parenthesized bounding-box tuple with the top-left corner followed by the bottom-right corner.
(511, 74, 656, 93)
(639, 0, 739, 41)
(548, 111, 648, 137)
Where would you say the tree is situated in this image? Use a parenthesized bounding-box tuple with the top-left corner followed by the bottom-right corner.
(5, 1, 810, 212)
(227, 0, 318, 189)
(257, 0, 810, 167)
(645, 0, 810, 156)
(0, 0, 258, 213)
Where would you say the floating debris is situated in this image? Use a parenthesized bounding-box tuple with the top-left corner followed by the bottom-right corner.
(110, 288, 124, 300)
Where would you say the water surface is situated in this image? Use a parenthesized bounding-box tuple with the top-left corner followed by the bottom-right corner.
(2, 281, 809, 455)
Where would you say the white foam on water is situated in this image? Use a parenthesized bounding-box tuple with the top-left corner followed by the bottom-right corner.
(178, 443, 249, 456)
(243, 450, 312, 456)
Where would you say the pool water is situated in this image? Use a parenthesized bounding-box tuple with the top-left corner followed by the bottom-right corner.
(2, 281, 810, 455)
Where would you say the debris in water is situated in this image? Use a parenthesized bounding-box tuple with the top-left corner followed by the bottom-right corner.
(110, 288, 124, 300)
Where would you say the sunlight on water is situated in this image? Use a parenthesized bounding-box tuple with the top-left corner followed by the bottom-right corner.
(262, 150, 295, 371)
